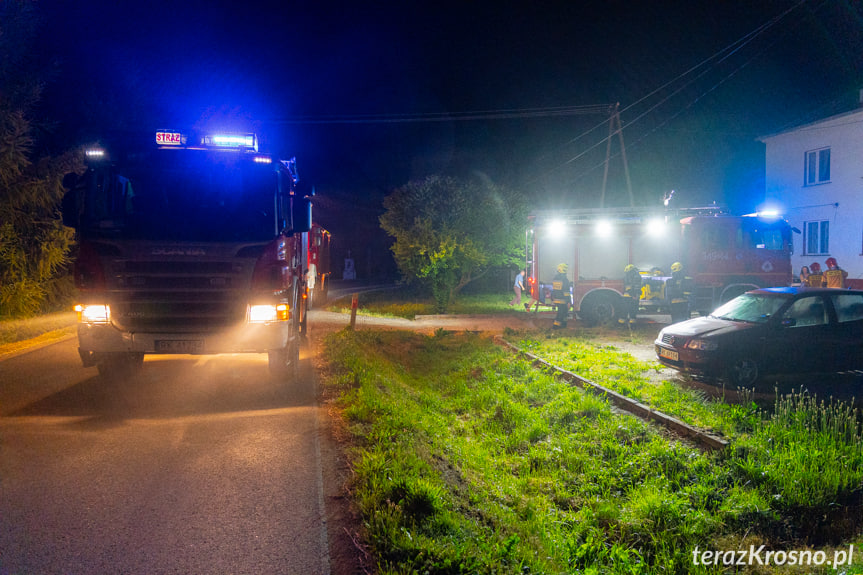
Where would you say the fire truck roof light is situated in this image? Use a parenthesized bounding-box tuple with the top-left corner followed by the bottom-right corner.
(85, 148, 106, 158)
(595, 220, 613, 237)
(202, 133, 258, 151)
(646, 218, 666, 237)
(547, 219, 566, 237)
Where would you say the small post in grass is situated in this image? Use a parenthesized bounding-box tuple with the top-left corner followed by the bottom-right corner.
(349, 293, 359, 330)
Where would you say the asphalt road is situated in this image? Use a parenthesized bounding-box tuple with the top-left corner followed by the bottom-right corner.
(0, 335, 338, 575)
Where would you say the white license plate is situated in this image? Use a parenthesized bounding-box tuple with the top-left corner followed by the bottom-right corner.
(659, 347, 679, 361)
(156, 339, 204, 353)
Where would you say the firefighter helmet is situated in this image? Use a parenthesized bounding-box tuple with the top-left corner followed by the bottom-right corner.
(556, 263, 568, 273)
(671, 261, 683, 273)
(826, 257, 838, 269)
(810, 262, 822, 273)
(624, 264, 637, 272)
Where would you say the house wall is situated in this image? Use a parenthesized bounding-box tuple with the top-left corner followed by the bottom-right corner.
(763, 108, 863, 288)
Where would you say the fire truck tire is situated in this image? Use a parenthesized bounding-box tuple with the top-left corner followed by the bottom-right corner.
(269, 283, 301, 382)
(96, 352, 144, 379)
(579, 292, 620, 326)
(268, 338, 299, 382)
(726, 356, 760, 387)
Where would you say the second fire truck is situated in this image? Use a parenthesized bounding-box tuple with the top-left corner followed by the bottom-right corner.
(527, 206, 794, 325)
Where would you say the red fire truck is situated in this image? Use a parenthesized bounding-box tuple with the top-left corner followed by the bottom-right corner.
(62, 129, 313, 380)
(527, 207, 794, 325)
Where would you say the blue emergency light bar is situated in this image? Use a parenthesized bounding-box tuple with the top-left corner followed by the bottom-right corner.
(155, 131, 259, 152)
(201, 133, 258, 151)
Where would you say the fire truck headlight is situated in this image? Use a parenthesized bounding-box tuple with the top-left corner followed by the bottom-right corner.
(249, 304, 277, 323)
(75, 304, 111, 324)
(684, 338, 718, 351)
(249, 304, 290, 323)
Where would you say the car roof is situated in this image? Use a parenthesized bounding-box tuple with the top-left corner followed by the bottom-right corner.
(749, 286, 863, 296)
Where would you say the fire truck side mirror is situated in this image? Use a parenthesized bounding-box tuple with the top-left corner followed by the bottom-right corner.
(290, 196, 312, 235)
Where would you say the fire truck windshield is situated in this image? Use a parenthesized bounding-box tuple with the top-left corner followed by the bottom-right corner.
(78, 149, 279, 242)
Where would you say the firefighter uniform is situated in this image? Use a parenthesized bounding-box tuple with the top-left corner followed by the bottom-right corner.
(807, 262, 824, 288)
(551, 263, 572, 329)
(620, 264, 641, 325)
(667, 261, 691, 323)
(823, 257, 848, 288)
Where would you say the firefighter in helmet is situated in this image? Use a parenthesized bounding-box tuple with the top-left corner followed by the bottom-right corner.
(620, 264, 641, 325)
(807, 262, 824, 288)
(667, 261, 691, 323)
(551, 262, 572, 329)
(823, 257, 848, 288)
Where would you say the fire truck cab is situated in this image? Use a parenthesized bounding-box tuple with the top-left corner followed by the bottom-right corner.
(62, 130, 313, 381)
(527, 207, 793, 325)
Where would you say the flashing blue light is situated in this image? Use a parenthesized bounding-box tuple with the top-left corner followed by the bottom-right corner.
(85, 148, 106, 158)
(202, 133, 257, 151)
(253, 156, 272, 164)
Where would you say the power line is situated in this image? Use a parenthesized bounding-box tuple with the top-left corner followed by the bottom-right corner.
(271, 104, 616, 124)
(541, 0, 812, 187)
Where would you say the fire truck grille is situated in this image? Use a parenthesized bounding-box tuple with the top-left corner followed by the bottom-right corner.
(109, 260, 250, 332)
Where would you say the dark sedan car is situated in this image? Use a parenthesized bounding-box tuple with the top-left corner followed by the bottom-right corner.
(655, 287, 863, 386)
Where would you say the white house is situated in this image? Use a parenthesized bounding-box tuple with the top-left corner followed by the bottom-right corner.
(760, 105, 863, 289)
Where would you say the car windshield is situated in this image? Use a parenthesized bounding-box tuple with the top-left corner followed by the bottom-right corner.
(710, 293, 788, 323)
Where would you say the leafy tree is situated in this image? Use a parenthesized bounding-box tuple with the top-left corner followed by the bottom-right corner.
(380, 175, 528, 312)
(0, 1, 82, 317)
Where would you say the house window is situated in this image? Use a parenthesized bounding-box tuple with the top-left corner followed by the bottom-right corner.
(804, 147, 830, 185)
(805, 220, 829, 255)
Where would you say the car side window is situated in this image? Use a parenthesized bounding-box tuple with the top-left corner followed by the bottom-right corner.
(783, 296, 828, 327)
(831, 294, 863, 323)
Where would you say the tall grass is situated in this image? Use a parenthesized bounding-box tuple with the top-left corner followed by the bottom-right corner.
(518, 333, 863, 546)
(323, 329, 863, 574)
(732, 389, 863, 543)
(517, 333, 756, 438)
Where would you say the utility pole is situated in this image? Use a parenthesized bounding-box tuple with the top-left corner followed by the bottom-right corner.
(600, 102, 633, 208)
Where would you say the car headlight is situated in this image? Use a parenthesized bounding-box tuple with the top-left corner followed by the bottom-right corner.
(684, 338, 718, 351)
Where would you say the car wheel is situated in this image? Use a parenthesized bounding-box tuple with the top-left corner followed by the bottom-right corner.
(727, 357, 760, 387)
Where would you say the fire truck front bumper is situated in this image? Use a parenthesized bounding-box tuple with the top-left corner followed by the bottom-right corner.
(76, 322, 291, 358)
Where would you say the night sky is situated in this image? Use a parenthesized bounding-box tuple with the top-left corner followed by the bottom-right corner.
(30, 0, 863, 271)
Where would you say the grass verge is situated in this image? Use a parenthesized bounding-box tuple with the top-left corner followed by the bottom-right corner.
(0, 311, 76, 351)
(322, 328, 863, 574)
(326, 288, 519, 319)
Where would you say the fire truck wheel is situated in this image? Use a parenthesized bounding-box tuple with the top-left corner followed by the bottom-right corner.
(97, 352, 144, 379)
(726, 356, 760, 387)
(269, 283, 301, 381)
(580, 292, 620, 327)
(268, 338, 299, 382)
